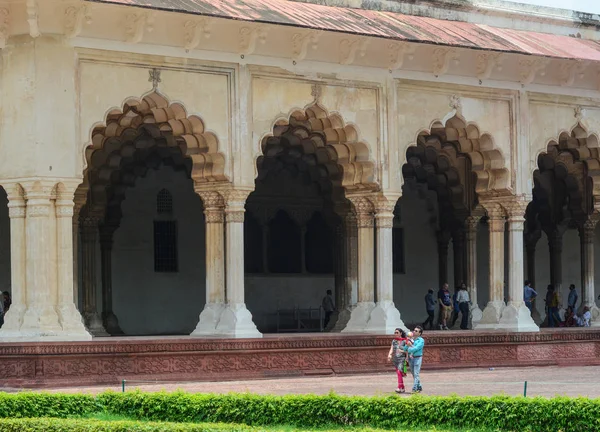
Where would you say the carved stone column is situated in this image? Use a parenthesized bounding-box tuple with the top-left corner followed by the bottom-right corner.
(579, 215, 600, 325)
(548, 229, 564, 293)
(332, 211, 358, 332)
(452, 228, 466, 288)
(0, 183, 27, 336)
(525, 229, 542, 324)
(365, 196, 406, 334)
(99, 224, 123, 335)
(216, 190, 261, 338)
(437, 230, 451, 288)
(192, 190, 226, 336)
(80, 214, 108, 336)
(73, 189, 87, 311)
(465, 215, 482, 327)
(19, 181, 63, 335)
(475, 202, 506, 329)
(55, 183, 89, 336)
(497, 200, 539, 332)
(342, 197, 376, 333)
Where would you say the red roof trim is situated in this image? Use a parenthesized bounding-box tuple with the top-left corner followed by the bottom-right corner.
(86, 0, 600, 62)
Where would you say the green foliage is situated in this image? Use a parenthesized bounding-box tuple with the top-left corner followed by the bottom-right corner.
(0, 393, 98, 419)
(0, 418, 255, 431)
(1, 391, 600, 431)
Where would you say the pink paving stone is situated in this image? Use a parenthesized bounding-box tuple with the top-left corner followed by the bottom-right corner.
(45, 365, 600, 398)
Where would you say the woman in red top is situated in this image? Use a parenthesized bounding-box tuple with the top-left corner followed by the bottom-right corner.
(387, 328, 408, 393)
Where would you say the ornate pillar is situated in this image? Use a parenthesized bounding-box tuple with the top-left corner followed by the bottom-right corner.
(498, 200, 538, 331)
(80, 214, 108, 336)
(437, 230, 451, 288)
(0, 183, 27, 335)
(525, 229, 542, 324)
(332, 210, 358, 332)
(216, 190, 261, 338)
(342, 196, 376, 332)
(192, 190, 227, 336)
(579, 215, 600, 325)
(55, 183, 89, 336)
(365, 196, 406, 333)
(452, 228, 466, 288)
(73, 189, 87, 311)
(548, 229, 564, 293)
(465, 215, 482, 327)
(99, 224, 123, 335)
(475, 202, 506, 329)
(19, 181, 62, 335)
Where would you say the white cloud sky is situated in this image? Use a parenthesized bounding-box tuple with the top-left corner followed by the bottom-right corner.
(506, 0, 600, 14)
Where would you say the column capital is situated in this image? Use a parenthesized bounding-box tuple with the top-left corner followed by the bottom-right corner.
(465, 214, 482, 233)
(501, 198, 528, 222)
(481, 201, 506, 232)
(2, 182, 26, 219)
(197, 190, 226, 224)
(370, 194, 397, 229)
(580, 213, 600, 243)
(348, 195, 375, 228)
(224, 189, 251, 223)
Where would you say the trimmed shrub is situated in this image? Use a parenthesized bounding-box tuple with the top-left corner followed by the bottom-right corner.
(1, 391, 600, 431)
(0, 393, 98, 419)
(0, 418, 255, 432)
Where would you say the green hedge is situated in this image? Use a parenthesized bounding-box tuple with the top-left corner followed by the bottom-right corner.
(0, 418, 255, 432)
(1, 391, 600, 431)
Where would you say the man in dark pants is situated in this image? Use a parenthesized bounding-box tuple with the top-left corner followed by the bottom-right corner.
(322, 289, 335, 329)
(456, 283, 470, 329)
(423, 289, 436, 330)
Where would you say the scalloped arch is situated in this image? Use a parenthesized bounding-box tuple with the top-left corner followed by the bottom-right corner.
(257, 103, 378, 195)
(79, 91, 229, 218)
(408, 115, 510, 195)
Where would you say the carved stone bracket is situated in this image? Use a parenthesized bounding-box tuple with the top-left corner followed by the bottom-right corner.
(0, 7, 10, 49)
(476, 52, 503, 80)
(184, 18, 211, 50)
(387, 41, 415, 70)
(125, 12, 155, 44)
(432, 47, 459, 76)
(339, 37, 369, 65)
(519, 57, 549, 85)
(291, 31, 320, 61)
(64, 4, 92, 38)
(26, 0, 40, 38)
(559, 60, 586, 87)
(239, 25, 267, 55)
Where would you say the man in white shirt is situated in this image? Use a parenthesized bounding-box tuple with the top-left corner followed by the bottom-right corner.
(456, 283, 470, 330)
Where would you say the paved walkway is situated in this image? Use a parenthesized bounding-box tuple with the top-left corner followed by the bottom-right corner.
(47, 365, 600, 398)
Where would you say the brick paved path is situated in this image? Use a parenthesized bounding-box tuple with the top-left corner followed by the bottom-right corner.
(46, 365, 600, 398)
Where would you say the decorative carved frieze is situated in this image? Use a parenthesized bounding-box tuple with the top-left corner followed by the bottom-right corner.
(184, 18, 211, 50)
(559, 60, 586, 87)
(125, 12, 154, 44)
(26, 0, 40, 38)
(476, 52, 503, 80)
(239, 25, 267, 55)
(387, 41, 414, 71)
(339, 37, 369, 65)
(291, 31, 320, 61)
(432, 47, 459, 76)
(0, 7, 9, 49)
(64, 4, 92, 38)
(518, 57, 548, 85)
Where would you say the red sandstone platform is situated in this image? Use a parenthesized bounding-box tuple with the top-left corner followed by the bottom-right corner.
(1, 329, 599, 388)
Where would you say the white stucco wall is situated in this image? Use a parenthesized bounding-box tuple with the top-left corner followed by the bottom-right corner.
(111, 166, 206, 335)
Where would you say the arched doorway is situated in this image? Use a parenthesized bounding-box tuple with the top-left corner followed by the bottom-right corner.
(78, 91, 228, 336)
(526, 125, 600, 326)
(245, 104, 380, 333)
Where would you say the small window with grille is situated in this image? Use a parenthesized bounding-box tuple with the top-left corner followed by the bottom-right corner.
(157, 189, 173, 215)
